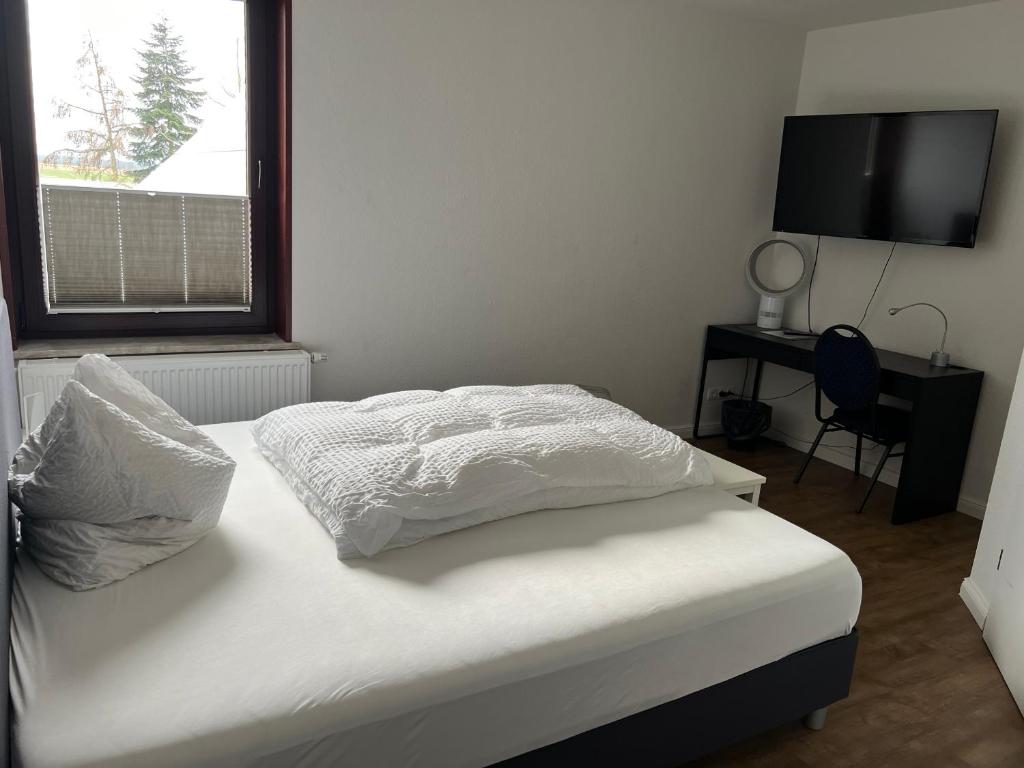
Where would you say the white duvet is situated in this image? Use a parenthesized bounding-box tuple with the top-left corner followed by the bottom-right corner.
(252, 385, 713, 558)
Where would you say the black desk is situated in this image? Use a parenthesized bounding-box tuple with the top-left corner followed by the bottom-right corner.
(693, 324, 983, 524)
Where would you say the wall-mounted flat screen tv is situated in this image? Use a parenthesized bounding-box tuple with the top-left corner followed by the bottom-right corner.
(773, 110, 998, 248)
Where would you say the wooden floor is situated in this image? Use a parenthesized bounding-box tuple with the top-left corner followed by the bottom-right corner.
(688, 436, 1024, 768)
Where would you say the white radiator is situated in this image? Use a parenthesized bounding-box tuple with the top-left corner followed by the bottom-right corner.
(17, 350, 311, 434)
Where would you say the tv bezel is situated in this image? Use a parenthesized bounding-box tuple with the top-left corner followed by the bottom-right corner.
(772, 109, 999, 249)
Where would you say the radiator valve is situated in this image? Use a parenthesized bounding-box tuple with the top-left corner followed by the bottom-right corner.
(310, 351, 328, 364)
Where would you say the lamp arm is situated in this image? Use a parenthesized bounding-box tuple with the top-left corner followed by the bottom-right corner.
(892, 302, 948, 352)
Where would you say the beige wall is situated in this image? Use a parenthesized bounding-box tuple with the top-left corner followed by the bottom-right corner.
(965, 345, 1024, 627)
(291, 0, 805, 427)
(766, 0, 1024, 522)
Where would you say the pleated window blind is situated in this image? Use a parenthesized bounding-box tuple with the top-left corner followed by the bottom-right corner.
(40, 186, 251, 312)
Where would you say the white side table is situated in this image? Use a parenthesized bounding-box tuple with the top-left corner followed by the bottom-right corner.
(695, 448, 767, 506)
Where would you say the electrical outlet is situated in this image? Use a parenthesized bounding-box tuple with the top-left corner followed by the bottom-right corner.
(706, 388, 736, 401)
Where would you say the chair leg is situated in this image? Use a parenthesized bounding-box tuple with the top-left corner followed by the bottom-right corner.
(854, 433, 863, 477)
(858, 444, 893, 514)
(794, 423, 829, 484)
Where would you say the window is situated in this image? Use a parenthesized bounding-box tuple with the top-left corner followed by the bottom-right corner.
(0, 0, 290, 339)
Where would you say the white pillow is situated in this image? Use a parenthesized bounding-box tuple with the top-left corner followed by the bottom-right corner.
(9, 355, 236, 590)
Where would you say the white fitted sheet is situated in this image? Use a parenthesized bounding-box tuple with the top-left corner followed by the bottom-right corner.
(11, 421, 861, 768)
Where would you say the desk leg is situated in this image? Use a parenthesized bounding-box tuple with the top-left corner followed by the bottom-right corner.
(693, 343, 711, 439)
(750, 359, 765, 402)
(892, 375, 983, 524)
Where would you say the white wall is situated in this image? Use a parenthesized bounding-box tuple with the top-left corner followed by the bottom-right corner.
(964, 346, 1024, 627)
(766, 0, 1024, 517)
(291, 0, 806, 427)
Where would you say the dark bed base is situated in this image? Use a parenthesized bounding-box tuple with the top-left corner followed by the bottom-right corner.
(496, 628, 859, 768)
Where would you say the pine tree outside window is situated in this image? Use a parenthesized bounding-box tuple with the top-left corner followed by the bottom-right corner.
(131, 18, 208, 179)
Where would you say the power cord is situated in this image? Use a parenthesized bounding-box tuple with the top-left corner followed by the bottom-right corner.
(733, 365, 812, 402)
(807, 235, 821, 334)
(769, 426, 883, 452)
(856, 241, 897, 328)
(758, 380, 813, 401)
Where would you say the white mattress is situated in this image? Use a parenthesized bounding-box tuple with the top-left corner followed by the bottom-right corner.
(11, 421, 861, 768)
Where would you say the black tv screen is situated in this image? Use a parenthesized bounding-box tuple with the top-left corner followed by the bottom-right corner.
(773, 110, 998, 248)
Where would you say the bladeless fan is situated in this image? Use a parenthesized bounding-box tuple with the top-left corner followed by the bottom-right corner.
(745, 239, 812, 330)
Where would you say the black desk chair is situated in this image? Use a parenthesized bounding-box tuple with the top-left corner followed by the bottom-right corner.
(793, 324, 910, 514)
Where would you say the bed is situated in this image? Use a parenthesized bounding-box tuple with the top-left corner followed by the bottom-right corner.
(7, 419, 861, 768)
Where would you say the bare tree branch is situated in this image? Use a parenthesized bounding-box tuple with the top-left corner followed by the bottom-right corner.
(52, 32, 132, 178)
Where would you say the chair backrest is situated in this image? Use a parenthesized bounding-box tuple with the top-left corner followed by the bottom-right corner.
(814, 324, 881, 414)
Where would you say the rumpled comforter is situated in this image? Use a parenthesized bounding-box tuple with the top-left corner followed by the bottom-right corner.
(252, 385, 712, 558)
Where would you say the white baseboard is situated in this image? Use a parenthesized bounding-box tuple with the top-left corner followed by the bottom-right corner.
(955, 497, 986, 520)
(668, 423, 985, 519)
(784, 438, 900, 486)
(959, 577, 989, 629)
(668, 423, 720, 439)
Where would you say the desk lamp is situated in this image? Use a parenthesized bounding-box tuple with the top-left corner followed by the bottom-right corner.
(888, 303, 949, 367)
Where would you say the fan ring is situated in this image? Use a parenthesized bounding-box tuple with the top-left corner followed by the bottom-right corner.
(745, 239, 811, 299)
